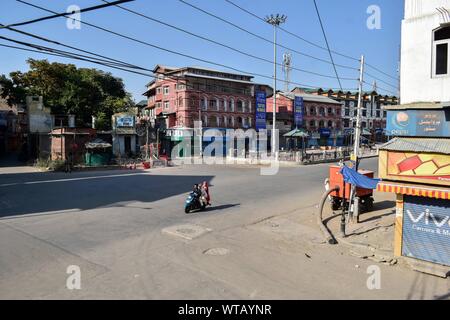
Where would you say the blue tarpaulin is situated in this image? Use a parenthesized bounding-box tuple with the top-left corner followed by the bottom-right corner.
(339, 166, 380, 190)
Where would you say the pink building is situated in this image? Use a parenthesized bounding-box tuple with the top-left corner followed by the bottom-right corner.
(143, 65, 271, 132)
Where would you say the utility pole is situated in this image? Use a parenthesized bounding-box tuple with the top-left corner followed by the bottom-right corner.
(145, 119, 149, 160)
(265, 14, 287, 160)
(199, 90, 203, 158)
(349, 55, 365, 223)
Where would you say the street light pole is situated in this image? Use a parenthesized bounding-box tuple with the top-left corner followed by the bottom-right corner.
(265, 14, 287, 160)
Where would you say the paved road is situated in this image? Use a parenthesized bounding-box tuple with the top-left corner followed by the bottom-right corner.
(0, 159, 449, 299)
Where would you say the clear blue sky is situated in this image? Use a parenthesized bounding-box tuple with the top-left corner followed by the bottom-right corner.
(0, 0, 404, 102)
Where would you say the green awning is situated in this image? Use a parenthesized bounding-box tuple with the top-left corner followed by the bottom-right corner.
(283, 128, 309, 137)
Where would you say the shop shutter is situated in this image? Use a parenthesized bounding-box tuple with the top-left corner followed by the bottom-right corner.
(402, 195, 450, 266)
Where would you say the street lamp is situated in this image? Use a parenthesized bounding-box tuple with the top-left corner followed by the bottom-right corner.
(265, 14, 287, 159)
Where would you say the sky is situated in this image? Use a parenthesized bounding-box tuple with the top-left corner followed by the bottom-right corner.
(0, 0, 404, 102)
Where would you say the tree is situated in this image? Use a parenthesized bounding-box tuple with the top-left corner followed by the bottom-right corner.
(1, 59, 135, 128)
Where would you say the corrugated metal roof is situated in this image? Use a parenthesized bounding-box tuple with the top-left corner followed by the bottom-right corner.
(183, 73, 255, 84)
(383, 101, 450, 110)
(279, 92, 342, 105)
(379, 137, 450, 154)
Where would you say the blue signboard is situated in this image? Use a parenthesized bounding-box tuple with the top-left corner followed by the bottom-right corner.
(402, 196, 450, 266)
(386, 109, 450, 137)
(116, 115, 135, 127)
(294, 96, 304, 128)
(320, 128, 331, 136)
(255, 91, 267, 131)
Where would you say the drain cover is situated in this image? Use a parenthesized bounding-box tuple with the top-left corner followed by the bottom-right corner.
(203, 248, 230, 256)
(162, 224, 211, 240)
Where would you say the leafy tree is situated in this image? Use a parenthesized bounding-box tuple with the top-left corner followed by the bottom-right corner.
(1, 59, 135, 129)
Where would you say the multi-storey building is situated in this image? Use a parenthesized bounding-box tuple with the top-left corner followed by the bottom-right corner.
(143, 65, 271, 155)
(376, 0, 450, 269)
(266, 90, 343, 148)
(292, 87, 398, 131)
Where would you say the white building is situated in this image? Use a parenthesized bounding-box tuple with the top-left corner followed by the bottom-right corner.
(401, 0, 450, 104)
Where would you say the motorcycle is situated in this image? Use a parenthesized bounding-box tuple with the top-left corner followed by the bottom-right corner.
(184, 190, 206, 214)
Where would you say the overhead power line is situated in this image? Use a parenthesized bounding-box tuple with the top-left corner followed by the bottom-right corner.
(0, 22, 149, 72)
(312, 0, 343, 91)
(0, 41, 155, 78)
(2, 37, 351, 101)
(223, 0, 400, 81)
(178, 0, 359, 72)
(363, 71, 399, 90)
(1, 0, 134, 29)
(16, 0, 355, 91)
(365, 63, 400, 81)
(224, 0, 359, 62)
(101, 0, 355, 81)
(362, 80, 397, 96)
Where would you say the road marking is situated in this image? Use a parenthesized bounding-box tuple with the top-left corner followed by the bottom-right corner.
(0, 172, 151, 187)
(0, 208, 81, 221)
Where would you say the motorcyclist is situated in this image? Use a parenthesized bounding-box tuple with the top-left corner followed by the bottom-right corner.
(200, 181, 211, 206)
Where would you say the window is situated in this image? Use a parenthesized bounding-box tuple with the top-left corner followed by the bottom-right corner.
(156, 87, 162, 94)
(309, 120, 315, 128)
(309, 107, 315, 115)
(237, 100, 244, 112)
(327, 108, 332, 115)
(176, 84, 185, 90)
(209, 99, 217, 110)
(201, 97, 207, 111)
(345, 109, 350, 116)
(164, 101, 169, 109)
(163, 86, 169, 95)
(319, 107, 325, 116)
(223, 99, 227, 111)
(328, 120, 333, 128)
(433, 26, 450, 76)
(319, 120, 324, 128)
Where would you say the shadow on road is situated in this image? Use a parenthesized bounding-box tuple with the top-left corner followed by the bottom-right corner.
(0, 170, 215, 219)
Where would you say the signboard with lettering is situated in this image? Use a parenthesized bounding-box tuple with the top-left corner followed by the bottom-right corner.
(320, 128, 331, 136)
(255, 91, 267, 131)
(386, 109, 450, 137)
(402, 195, 450, 266)
(294, 96, 304, 128)
(116, 116, 135, 128)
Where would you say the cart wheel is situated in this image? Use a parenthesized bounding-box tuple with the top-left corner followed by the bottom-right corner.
(364, 197, 374, 212)
(331, 197, 341, 211)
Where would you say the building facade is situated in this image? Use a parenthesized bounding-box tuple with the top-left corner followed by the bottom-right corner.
(378, 0, 450, 268)
(266, 90, 343, 148)
(401, 0, 450, 104)
(292, 88, 398, 132)
(143, 65, 271, 156)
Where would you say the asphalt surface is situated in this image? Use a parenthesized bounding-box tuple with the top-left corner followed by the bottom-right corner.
(1, 158, 449, 299)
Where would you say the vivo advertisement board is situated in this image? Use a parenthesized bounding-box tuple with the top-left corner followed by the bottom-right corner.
(386, 109, 450, 137)
(402, 195, 450, 266)
(294, 96, 304, 128)
(255, 91, 267, 131)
